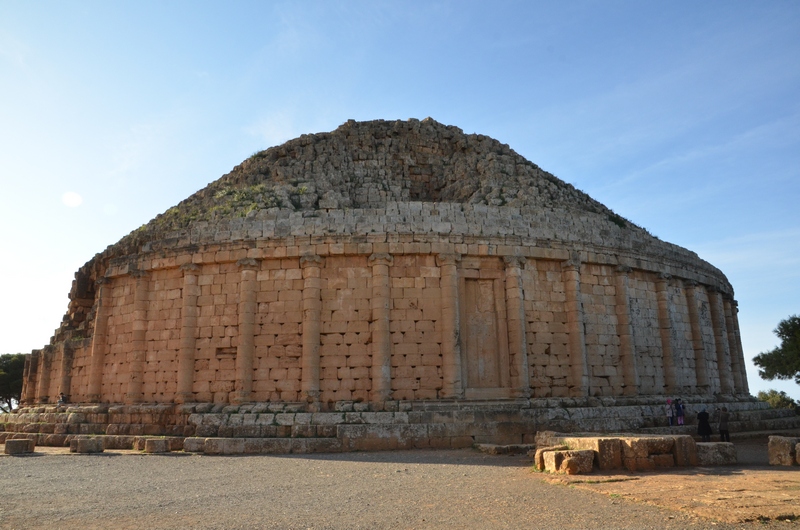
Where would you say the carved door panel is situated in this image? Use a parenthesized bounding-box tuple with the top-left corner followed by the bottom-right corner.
(465, 279, 500, 388)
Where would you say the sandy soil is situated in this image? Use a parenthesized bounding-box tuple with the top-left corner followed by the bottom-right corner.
(540, 436, 800, 524)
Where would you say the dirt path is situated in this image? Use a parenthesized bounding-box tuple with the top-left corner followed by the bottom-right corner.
(1, 440, 798, 529)
(541, 436, 800, 524)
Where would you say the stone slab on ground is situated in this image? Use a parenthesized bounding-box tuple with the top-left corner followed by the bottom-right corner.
(4, 438, 35, 454)
(767, 436, 799, 466)
(696, 442, 737, 465)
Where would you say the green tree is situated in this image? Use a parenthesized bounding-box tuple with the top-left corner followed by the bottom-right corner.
(0, 353, 26, 412)
(757, 389, 798, 410)
(753, 315, 800, 385)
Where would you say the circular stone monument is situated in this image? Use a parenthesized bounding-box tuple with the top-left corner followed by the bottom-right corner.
(21, 118, 749, 409)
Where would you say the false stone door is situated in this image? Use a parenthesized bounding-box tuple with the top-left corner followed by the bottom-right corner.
(461, 276, 512, 399)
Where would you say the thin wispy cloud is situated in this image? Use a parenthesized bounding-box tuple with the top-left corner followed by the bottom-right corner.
(0, 31, 27, 67)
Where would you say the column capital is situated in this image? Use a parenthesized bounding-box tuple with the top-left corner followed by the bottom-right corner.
(683, 279, 698, 287)
(236, 258, 261, 270)
(300, 254, 323, 268)
(503, 255, 526, 268)
(95, 277, 110, 286)
(436, 253, 461, 267)
(657, 272, 672, 281)
(180, 262, 201, 272)
(561, 259, 580, 272)
(368, 253, 394, 266)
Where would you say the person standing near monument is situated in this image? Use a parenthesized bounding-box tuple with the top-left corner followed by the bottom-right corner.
(716, 407, 731, 442)
(665, 399, 675, 426)
(674, 398, 685, 425)
(697, 407, 712, 442)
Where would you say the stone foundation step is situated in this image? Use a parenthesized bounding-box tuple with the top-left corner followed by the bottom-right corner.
(637, 415, 800, 436)
(474, 443, 535, 455)
(183, 437, 344, 454)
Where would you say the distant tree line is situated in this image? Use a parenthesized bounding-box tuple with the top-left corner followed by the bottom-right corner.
(0, 353, 26, 412)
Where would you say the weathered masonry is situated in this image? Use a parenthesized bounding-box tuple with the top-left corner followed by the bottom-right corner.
(21, 225, 749, 406)
(9, 118, 779, 451)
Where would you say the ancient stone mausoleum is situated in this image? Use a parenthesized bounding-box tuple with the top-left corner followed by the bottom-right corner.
(8, 118, 790, 453)
(22, 117, 752, 405)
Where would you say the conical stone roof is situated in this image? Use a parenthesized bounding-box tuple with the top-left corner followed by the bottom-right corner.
(115, 117, 638, 253)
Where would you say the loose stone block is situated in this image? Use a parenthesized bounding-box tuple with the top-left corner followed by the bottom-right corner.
(144, 438, 170, 453)
(768, 436, 800, 466)
(561, 450, 594, 474)
(542, 449, 594, 474)
(696, 442, 736, 466)
(4, 438, 35, 455)
(533, 445, 568, 471)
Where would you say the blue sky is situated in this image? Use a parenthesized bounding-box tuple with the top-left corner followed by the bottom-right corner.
(1, 1, 798, 400)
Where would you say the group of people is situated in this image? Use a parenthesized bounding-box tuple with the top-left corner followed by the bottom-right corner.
(665, 398, 730, 442)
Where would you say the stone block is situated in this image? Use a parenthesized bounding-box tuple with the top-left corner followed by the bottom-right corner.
(542, 449, 594, 474)
(671, 435, 698, 467)
(4, 438, 35, 454)
(71, 437, 104, 454)
(533, 445, 568, 471)
(768, 436, 800, 466)
(696, 442, 736, 466)
(183, 437, 205, 452)
(43, 434, 69, 447)
(561, 450, 594, 474)
(652, 453, 675, 468)
(144, 438, 170, 453)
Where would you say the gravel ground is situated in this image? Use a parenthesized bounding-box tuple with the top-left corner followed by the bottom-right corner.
(0, 447, 796, 530)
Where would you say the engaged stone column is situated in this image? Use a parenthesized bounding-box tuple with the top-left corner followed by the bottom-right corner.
(126, 270, 149, 404)
(21, 354, 37, 405)
(369, 253, 393, 403)
(731, 300, 749, 394)
(504, 256, 530, 398)
(708, 288, 734, 394)
(655, 274, 678, 393)
(87, 278, 110, 402)
(562, 257, 588, 397)
(176, 263, 200, 404)
(438, 253, 463, 399)
(57, 342, 74, 400)
(684, 281, 709, 392)
(723, 298, 744, 393)
(615, 266, 640, 395)
(300, 255, 323, 404)
(233, 258, 259, 404)
(36, 348, 52, 404)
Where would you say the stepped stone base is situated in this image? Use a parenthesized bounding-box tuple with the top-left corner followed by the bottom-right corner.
(2, 397, 799, 455)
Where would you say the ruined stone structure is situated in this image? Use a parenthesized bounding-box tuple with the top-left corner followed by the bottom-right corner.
(6, 118, 791, 452)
